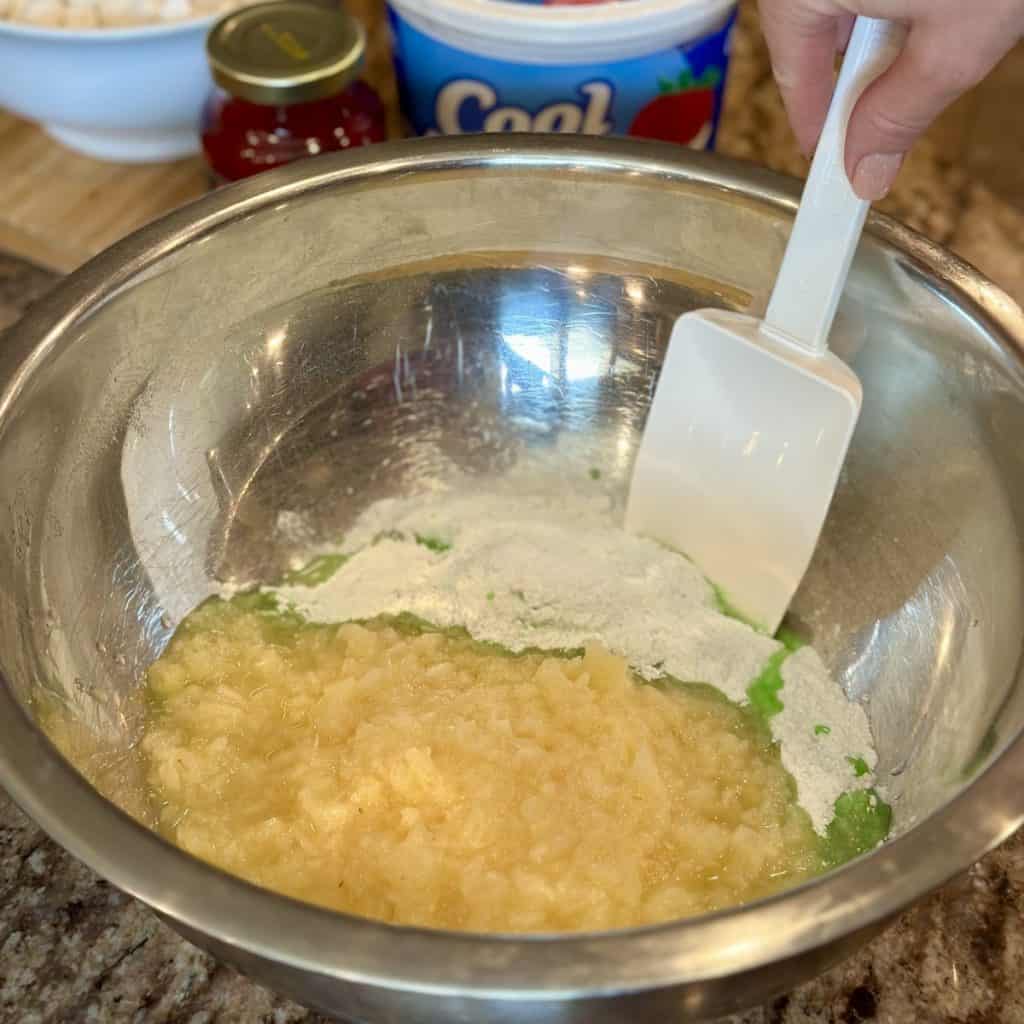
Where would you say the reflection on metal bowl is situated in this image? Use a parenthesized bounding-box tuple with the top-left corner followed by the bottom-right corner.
(1, 136, 1023, 1022)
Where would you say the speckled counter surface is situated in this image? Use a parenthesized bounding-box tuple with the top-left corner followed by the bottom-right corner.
(3, 4, 1024, 1021)
(716, 5, 1024, 307)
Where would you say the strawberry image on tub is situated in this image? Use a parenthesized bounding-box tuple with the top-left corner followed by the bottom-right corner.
(387, 0, 737, 148)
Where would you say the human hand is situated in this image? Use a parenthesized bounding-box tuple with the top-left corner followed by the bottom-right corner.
(759, 0, 1024, 199)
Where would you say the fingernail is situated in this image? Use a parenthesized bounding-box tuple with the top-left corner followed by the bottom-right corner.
(851, 153, 903, 201)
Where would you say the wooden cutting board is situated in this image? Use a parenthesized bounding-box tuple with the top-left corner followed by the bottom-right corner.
(0, 0, 399, 273)
(0, 113, 207, 272)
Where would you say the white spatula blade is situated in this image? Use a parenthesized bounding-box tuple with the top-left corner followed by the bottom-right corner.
(625, 308, 861, 632)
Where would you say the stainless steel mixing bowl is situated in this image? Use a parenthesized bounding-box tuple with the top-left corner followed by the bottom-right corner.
(1, 136, 1024, 1023)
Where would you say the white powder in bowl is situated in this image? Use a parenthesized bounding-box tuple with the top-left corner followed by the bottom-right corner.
(255, 479, 877, 835)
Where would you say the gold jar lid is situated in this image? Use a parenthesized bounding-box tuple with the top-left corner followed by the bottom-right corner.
(207, 1, 366, 107)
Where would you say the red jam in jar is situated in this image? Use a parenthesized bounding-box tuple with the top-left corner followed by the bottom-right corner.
(202, 1, 386, 184)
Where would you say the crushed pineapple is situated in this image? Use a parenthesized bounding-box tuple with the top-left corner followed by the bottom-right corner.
(142, 605, 820, 932)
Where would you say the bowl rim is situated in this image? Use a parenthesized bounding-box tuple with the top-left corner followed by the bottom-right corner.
(0, 10, 215, 40)
(1, 134, 1023, 1000)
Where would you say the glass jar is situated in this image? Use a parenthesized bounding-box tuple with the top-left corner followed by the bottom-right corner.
(202, 1, 387, 184)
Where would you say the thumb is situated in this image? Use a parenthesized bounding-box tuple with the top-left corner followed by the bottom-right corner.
(844, 20, 998, 200)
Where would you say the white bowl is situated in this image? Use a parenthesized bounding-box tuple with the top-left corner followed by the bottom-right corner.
(0, 15, 215, 162)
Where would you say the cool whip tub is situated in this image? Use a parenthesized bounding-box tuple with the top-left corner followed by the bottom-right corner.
(387, 0, 737, 147)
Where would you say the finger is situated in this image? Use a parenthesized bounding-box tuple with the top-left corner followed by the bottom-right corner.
(846, 19, 1015, 199)
(759, 0, 843, 157)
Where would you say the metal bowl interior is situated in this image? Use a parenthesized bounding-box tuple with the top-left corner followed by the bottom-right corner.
(1, 136, 1024, 1022)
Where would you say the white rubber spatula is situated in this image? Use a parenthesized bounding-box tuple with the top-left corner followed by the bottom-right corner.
(626, 17, 904, 633)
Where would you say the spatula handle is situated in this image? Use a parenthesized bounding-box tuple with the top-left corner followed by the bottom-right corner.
(764, 17, 905, 357)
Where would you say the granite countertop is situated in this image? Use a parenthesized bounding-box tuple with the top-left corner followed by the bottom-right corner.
(716, 6, 1024, 307)
(3, 4, 1024, 1021)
